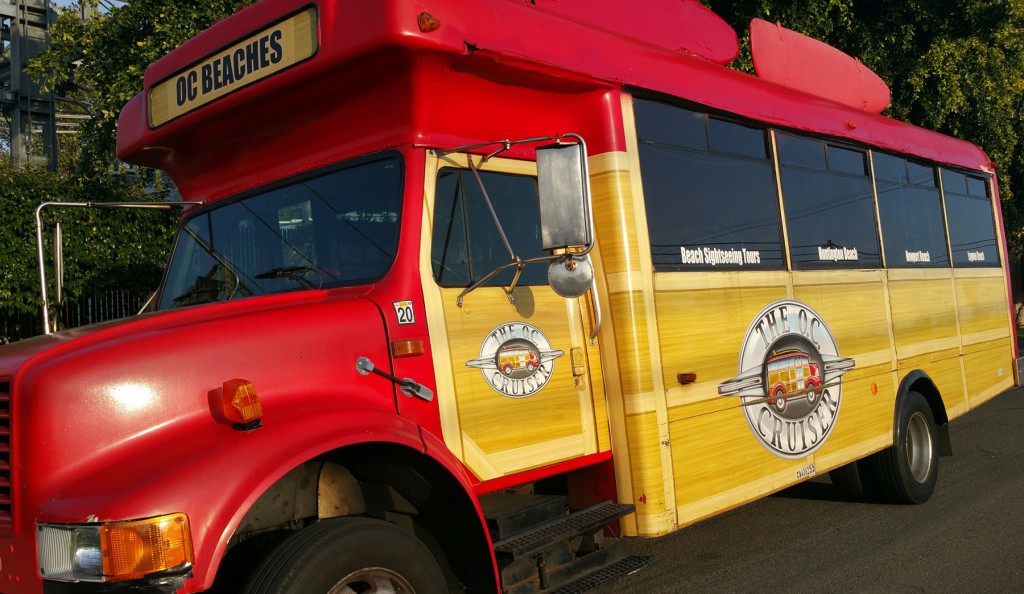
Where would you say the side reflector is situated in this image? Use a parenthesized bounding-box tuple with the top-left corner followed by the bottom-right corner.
(677, 373, 698, 385)
(222, 378, 263, 431)
(101, 514, 193, 582)
(391, 339, 424, 358)
(418, 12, 441, 33)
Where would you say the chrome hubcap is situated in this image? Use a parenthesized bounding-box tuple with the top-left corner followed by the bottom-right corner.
(328, 568, 415, 594)
(906, 411, 934, 483)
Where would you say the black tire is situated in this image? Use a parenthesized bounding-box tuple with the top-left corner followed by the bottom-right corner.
(866, 391, 939, 504)
(245, 517, 447, 594)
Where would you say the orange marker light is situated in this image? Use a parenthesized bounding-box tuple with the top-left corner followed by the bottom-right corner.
(101, 514, 193, 582)
(418, 12, 441, 33)
(392, 339, 425, 358)
(221, 378, 263, 431)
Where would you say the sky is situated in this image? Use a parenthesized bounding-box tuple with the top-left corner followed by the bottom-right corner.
(52, 1, 127, 10)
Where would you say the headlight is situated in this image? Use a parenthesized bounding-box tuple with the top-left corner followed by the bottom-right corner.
(38, 513, 193, 583)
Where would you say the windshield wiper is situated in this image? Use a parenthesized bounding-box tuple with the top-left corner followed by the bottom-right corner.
(255, 265, 323, 289)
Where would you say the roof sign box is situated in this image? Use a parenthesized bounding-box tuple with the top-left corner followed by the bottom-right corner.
(148, 6, 318, 128)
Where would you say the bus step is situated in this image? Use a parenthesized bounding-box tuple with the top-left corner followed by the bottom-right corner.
(549, 554, 653, 594)
(500, 539, 650, 594)
(493, 500, 634, 559)
(481, 492, 568, 543)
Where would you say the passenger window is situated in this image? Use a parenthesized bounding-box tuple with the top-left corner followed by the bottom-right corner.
(874, 154, 948, 267)
(942, 169, 999, 267)
(778, 134, 880, 269)
(431, 168, 549, 286)
(635, 99, 784, 271)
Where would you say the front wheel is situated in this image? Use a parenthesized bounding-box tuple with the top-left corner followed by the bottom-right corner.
(246, 517, 447, 594)
(866, 391, 939, 504)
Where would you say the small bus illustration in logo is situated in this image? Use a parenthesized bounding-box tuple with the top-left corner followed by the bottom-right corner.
(718, 300, 855, 459)
(466, 323, 565, 398)
(498, 344, 540, 376)
(765, 349, 822, 412)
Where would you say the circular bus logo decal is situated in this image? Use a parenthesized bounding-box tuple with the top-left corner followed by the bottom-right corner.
(466, 323, 565, 399)
(717, 300, 855, 459)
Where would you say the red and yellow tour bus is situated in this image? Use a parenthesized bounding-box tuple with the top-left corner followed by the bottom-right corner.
(1, 0, 1018, 592)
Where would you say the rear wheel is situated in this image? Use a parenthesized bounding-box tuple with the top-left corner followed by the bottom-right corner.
(866, 391, 939, 504)
(246, 517, 447, 594)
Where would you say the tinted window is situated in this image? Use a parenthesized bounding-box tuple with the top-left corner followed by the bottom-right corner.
(778, 134, 880, 269)
(943, 169, 999, 267)
(158, 156, 402, 309)
(708, 118, 766, 158)
(873, 153, 907, 183)
(635, 100, 784, 270)
(875, 156, 947, 267)
(828, 146, 867, 176)
(634, 99, 707, 151)
(777, 134, 826, 170)
(432, 168, 548, 286)
(908, 162, 936, 187)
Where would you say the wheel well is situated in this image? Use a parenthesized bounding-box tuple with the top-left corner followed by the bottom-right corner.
(900, 371, 952, 456)
(209, 442, 496, 593)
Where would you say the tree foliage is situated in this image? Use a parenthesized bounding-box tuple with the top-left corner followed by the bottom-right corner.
(0, 162, 177, 341)
(2, 1, 252, 341)
(707, 0, 1024, 246)
(29, 0, 254, 180)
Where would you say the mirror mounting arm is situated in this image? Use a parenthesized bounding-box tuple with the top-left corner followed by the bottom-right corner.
(467, 156, 517, 262)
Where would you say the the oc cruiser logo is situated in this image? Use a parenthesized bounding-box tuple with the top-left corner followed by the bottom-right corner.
(466, 323, 564, 399)
(718, 300, 855, 459)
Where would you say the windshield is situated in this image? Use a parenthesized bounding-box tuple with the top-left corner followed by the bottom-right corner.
(156, 155, 403, 310)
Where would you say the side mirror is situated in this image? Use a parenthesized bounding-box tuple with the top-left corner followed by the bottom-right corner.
(536, 141, 591, 251)
(537, 140, 595, 299)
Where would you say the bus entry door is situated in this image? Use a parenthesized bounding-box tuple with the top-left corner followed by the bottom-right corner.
(421, 153, 606, 481)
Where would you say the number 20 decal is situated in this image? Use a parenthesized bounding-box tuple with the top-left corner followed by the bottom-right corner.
(393, 300, 416, 325)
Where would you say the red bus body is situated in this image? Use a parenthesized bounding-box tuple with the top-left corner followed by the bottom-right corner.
(0, 1, 1016, 592)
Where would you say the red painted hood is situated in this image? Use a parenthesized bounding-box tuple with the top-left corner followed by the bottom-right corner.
(0, 288, 371, 378)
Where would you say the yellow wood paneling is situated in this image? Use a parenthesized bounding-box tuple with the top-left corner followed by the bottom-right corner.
(792, 271, 893, 360)
(654, 274, 789, 418)
(616, 96, 678, 528)
(811, 374, 895, 462)
(441, 287, 587, 452)
(964, 341, 1015, 409)
(955, 270, 1012, 346)
(887, 269, 959, 355)
(897, 348, 968, 419)
(670, 408, 815, 527)
(624, 411, 674, 535)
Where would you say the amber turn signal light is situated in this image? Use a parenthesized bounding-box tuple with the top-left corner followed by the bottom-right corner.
(101, 514, 194, 582)
(418, 12, 441, 33)
(222, 378, 263, 431)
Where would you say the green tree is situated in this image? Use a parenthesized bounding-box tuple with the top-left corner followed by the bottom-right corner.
(0, 161, 178, 342)
(2, 1, 254, 341)
(707, 0, 1024, 246)
(29, 0, 255, 179)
